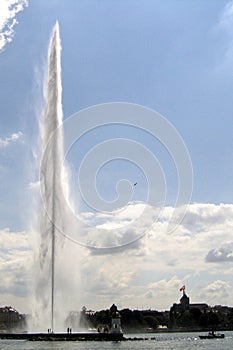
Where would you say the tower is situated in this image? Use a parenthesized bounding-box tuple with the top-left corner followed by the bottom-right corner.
(110, 304, 122, 334)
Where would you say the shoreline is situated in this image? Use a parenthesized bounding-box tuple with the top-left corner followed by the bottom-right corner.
(124, 327, 233, 334)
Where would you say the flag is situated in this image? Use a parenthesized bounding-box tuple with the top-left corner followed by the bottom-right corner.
(180, 285, 185, 291)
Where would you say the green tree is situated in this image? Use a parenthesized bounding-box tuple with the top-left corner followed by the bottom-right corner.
(144, 315, 159, 329)
(178, 311, 195, 327)
(190, 308, 202, 325)
(199, 314, 208, 328)
(208, 311, 219, 330)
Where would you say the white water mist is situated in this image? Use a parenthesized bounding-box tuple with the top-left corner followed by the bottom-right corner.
(29, 22, 82, 333)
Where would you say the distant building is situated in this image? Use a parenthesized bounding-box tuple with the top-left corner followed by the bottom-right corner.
(170, 289, 208, 314)
(85, 310, 95, 316)
(210, 305, 233, 315)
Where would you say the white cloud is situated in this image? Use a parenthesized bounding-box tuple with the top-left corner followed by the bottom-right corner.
(148, 276, 185, 292)
(0, 131, 23, 148)
(28, 181, 40, 190)
(0, 228, 29, 249)
(197, 280, 231, 306)
(205, 280, 231, 294)
(77, 202, 233, 310)
(138, 276, 192, 309)
(0, 228, 32, 311)
(206, 243, 233, 263)
(0, 202, 233, 313)
(213, 0, 233, 77)
(219, 1, 233, 29)
(0, 0, 28, 51)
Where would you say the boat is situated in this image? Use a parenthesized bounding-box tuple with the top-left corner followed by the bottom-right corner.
(199, 331, 225, 339)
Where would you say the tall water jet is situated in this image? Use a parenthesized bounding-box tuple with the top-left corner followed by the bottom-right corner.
(37, 22, 64, 332)
(30, 22, 83, 333)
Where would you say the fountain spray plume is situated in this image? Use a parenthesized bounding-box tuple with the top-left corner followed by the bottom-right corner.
(38, 21, 64, 332)
(29, 21, 83, 333)
(43, 21, 63, 332)
(46, 21, 61, 333)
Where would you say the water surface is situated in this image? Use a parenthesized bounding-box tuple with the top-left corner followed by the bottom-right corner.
(0, 332, 233, 350)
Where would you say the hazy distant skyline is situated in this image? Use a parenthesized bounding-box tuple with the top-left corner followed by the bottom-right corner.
(0, 0, 233, 314)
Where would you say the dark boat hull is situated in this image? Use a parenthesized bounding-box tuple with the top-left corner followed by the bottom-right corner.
(199, 333, 225, 339)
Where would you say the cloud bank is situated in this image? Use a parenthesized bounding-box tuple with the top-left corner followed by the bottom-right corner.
(206, 243, 233, 263)
(0, 202, 233, 313)
(0, 0, 28, 51)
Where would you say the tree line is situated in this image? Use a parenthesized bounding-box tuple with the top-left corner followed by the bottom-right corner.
(77, 305, 233, 332)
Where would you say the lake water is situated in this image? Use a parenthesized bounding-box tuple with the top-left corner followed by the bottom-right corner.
(1, 332, 233, 350)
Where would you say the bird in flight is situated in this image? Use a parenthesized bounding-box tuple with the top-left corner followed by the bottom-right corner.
(133, 182, 137, 186)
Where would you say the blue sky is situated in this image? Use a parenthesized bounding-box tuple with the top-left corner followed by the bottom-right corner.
(0, 0, 233, 318)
